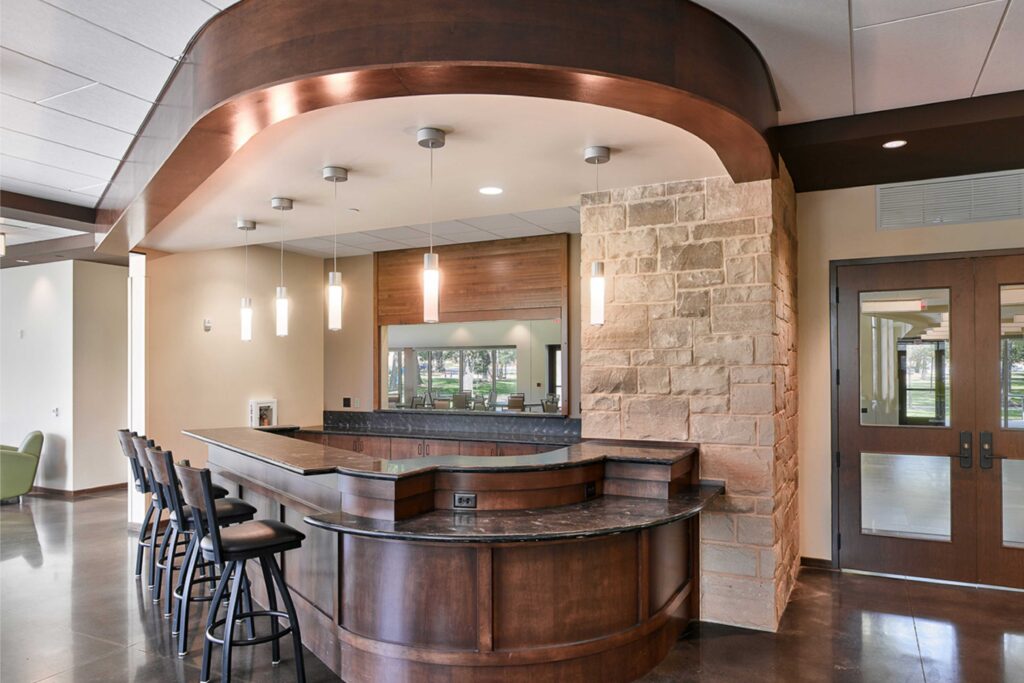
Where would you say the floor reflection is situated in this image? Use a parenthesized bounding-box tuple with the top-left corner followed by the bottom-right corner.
(2, 492, 1023, 682)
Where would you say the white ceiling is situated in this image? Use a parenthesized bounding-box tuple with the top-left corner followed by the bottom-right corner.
(0, 0, 1021, 211)
(0, 0, 240, 206)
(699, 0, 1023, 124)
(142, 94, 726, 253)
(283, 207, 580, 259)
(0, 215, 86, 245)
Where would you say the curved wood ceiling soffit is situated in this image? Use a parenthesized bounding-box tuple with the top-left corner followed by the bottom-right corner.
(96, 0, 779, 252)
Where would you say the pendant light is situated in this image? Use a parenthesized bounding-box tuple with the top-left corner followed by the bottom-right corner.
(237, 219, 256, 341)
(585, 146, 611, 326)
(323, 166, 349, 331)
(271, 196, 293, 336)
(418, 127, 445, 324)
(0, 232, 6, 257)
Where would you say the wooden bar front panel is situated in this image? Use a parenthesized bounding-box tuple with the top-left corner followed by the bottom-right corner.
(342, 536, 478, 649)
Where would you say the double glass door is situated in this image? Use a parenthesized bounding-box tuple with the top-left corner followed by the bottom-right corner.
(836, 253, 1024, 587)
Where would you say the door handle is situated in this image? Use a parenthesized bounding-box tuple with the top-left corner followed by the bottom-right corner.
(979, 431, 1007, 469)
(958, 431, 972, 469)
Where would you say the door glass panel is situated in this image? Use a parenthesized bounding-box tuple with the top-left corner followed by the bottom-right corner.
(861, 452, 951, 541)
(860, 289, 951, 426)
(999, 284, 1024, 429)
(1003, 460, 1024, 548)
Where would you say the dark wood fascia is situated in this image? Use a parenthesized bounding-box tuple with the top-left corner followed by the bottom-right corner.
(772, 90, 1024, 192)
(0, 191, 98, 229)
(94, 0, 778, 253)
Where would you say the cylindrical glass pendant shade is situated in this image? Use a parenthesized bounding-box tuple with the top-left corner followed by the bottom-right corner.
(423, 252, 439, 324)
(240, 297, 253, 341)
(590, 261, 605, 326)
(275, 286, 289, 337)
(327, 271, 343, 331)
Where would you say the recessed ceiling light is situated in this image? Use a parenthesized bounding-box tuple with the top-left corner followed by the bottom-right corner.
(479, 186, 503, 195)
(17, 259, 30, 264)
(882, 139, 907, 149)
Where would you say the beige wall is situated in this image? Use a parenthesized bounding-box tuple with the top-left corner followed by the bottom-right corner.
(324, 255, 375, 411)
(797, 184, 1024, 560)
(72, 261, 128, 490)
(147, 245, 324, 465)
(324, 235, 583, 416)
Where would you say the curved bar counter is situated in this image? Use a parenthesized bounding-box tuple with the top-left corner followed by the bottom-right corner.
(185, 427, 721, 682)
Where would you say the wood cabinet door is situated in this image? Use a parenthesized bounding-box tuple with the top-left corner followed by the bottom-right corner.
(358, 436, 392, 459)
(294, 431, 325, 445)
(424, 439, 457, 457)
(459, 440, 497, 456)
(390, 438, 424, 458)
(325, 434, 357, 451)
(497, 442, 541, 456)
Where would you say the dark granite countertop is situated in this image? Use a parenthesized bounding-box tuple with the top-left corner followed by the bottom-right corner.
(303, 485, 722, 542)
(298, 425, 578, 447)
(184, 427, 696, 480)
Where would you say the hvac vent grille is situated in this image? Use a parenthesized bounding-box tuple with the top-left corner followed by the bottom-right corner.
(877, 170, 1024, 230)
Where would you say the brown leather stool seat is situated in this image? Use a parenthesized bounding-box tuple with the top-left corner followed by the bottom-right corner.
(200, 520, 304, 560)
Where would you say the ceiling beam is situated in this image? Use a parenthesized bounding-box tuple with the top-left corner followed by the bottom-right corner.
(0, 191, 100, 232)
(771, 90, 1024, 192)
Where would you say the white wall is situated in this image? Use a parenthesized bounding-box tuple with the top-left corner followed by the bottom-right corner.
(0, 261, 75, 489)
(72, 261, 128, 490)
(385, 319, 562, 403)
(797, 184, 1024, 560)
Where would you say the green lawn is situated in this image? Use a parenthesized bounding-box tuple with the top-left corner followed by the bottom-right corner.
(423, 377, 519, 397)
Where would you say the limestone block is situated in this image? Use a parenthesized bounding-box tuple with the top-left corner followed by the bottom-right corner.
(676, 193, 706, 222)
(580, 349, 630, 366)
(691, 414, 758, 445)
(669, 366, 729, 395)
(706, 177, 772, 221)
(637, 367, 671, 395)
(690, 395, 730, 414)
(693, 335, 754, 365)
(675, 290, 710, 318)
(703, 543, 758, 577)
(676, 270, 725, 288)
(580, 367, 637, 394)
(651, 317, 693, 348)
(611, 228, 658, 257)
(630, 349, 694, 366)
(613, 274, 674, 303)
(737, 516, 774, 547)
(580, 394, 621, 411)
(712, 303, 773, 334)
(621, 395, 689, 440)
(582, 410, 621, 439)
(665, 179, 705, 196)
(581, 204, 625, 232)
(698, 445, 773, 495)
(660, 242, 723, 271)
(692, 219, 756, 241)
(628, 199, 676, 227)
(730, 384, 774, 415)
(725, 255, 756, 284)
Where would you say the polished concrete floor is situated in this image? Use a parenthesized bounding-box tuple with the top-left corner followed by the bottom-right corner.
(2, 491, 1022, 683)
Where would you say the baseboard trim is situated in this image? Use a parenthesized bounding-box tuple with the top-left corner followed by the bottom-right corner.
(800, 556, 835, 570)
(31, 482, 128, 499)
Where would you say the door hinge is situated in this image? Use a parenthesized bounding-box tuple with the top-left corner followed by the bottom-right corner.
(837, 533, 842, 551)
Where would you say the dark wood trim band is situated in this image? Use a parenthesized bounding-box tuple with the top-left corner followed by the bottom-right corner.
(772, 90, 1024, 192)
(30, 482, 128, 499)
(96, 0, 778, 253)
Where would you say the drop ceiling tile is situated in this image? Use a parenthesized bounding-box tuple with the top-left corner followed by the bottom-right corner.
(974, 0, 1024, 95)
(409, 220, 479, 236)
(514, 206, 580, 227)
(370, 226, 430, 241)
(0, 93, 134, 158)
(391, 236, 454, 248)
(0, 154, 107, 194)
(40, 83, 152, 134)
(442, 232, 493, 244)
(0, 175, 99, 206)
(338, 236, 405, 251)
(458, 214, 538, 231)
(0, 0, 176, 101)
(43, 0, 217, 59)
(333, 232, 394, 246)
(0, 128, 120, 178)
(695, 0, 854, 123)
(852, 0, 997, 28)
(852, 0, 1006, 112)
(0, 48, 90, 101)
(484, 224, 551, 238)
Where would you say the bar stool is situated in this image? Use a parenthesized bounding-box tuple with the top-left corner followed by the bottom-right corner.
(132, 435, 229, 594)
(116, 429, 156, 579)
(175, 462, 307, 683)
(144, 446, 256, 625)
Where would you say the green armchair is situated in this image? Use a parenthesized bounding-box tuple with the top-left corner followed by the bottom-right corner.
(1, 432, 44, 501)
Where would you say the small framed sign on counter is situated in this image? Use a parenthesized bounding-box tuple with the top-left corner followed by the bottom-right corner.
(249, 399, 277, 427)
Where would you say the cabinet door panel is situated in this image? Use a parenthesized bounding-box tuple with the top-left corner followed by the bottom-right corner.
(325, 434, 357, 451)
(497, 442, 541, 456)
(424, 439, 458, 457)
(459, 440, 497, 456)
(390, 438, 424, 458)
(359, 436, 391, 459)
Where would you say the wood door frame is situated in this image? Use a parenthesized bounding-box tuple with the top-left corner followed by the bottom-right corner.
(828, 247, 1024, 570)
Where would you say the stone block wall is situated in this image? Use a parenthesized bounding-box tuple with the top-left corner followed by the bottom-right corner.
(580, 168, 798, 631)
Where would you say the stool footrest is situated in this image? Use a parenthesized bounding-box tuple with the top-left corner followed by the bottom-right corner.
(205, 611, 293, 647)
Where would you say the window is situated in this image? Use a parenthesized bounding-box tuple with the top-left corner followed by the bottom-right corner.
(897, 340, 949, 426)
(388, 346, 517, 406)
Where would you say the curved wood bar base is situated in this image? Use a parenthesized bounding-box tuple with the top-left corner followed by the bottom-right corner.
(190, 428, 720, 682)
(337, 525, 694, 683)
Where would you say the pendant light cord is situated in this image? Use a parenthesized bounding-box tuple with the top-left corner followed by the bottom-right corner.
(332, 179, 339, 272)
(279, 223, 284, 286)
(243, 227, 249, 295)
(595, 160, 600, 192)
(429, 145, 435, 253)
